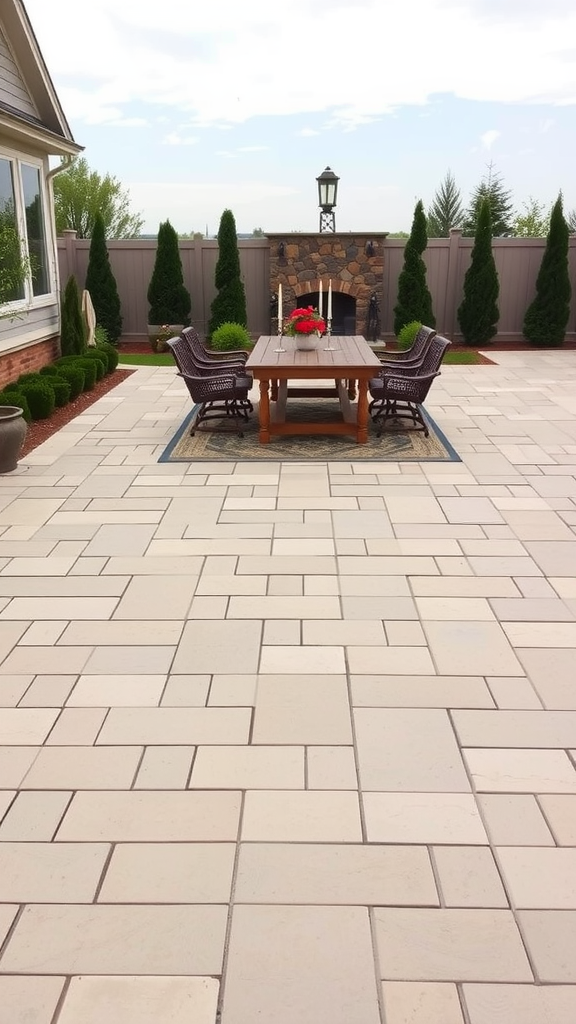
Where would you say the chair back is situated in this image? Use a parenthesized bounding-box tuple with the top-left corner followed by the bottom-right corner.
(412, 324, 436, 355)
(167, 334, 199, 377)
(181, 326, 208, 362)
(420, 334, 451, 374)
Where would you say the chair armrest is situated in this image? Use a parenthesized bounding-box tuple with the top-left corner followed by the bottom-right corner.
(204, 348, 249, 363)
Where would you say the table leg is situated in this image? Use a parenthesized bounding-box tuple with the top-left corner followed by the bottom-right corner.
(271, 380, 278, 401)
(347, 378, 357, 400)
(356, 379, 369, 444)
(258, 379, 271, 444)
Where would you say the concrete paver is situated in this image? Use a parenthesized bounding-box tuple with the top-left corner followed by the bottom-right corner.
(1, 354, 576, 1021)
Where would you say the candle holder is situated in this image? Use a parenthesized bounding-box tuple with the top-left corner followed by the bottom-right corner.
(323, 318, 336, 351)
(274, 330, 286, 353)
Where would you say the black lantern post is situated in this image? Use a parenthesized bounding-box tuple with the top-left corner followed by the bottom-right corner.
(316, 166, 339, 232)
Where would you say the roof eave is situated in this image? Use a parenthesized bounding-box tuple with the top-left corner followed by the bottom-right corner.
(0, 112, 83, 156)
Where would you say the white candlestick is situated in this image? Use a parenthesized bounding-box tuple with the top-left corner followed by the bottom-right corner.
(327, 280, 332, 321)
(318, 280, 323, 318)
(278, 283, 282, 332)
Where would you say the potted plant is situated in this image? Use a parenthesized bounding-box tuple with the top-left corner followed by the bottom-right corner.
(147, 220, 191, 349)
(283, 305, 326, 350)
(0, 218, 33, 471)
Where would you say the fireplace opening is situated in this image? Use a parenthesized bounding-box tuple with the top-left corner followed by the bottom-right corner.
(301, 291, 357, 335)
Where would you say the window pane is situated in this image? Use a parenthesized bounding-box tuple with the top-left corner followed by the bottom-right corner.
(0, 157, 25, 303)
(21, 163, 50, 296)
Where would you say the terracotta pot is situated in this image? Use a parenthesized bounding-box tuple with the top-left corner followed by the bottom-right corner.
(0, 406, 27, 473)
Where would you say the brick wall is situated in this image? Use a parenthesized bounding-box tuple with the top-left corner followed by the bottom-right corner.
(0, 338, 60, 390)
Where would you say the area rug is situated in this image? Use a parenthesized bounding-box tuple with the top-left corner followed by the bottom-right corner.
(159, 399, 460, 463)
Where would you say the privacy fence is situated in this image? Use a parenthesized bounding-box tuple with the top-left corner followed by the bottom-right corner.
(57, 230, 576, 343)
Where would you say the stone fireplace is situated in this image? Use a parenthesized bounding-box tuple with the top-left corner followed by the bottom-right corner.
(267, 232, 387, 338)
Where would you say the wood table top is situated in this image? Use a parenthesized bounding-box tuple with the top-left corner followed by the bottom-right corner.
(246, 336, 382, 374)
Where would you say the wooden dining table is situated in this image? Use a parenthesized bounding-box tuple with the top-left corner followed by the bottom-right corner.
(245, 335, 382, 444)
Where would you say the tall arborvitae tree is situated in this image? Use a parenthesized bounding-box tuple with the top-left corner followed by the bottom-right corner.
(463, 163, 514, 237)
(85, 212, 123, 343)
(427, 170, 464, 237)
(208, 209, 247, 335)
(147, 220, 191, 326)
(523, 194, 571, 347)
(458, 198, 499, 345)
(393, 200, 435, 335)
(60, 275, 86, 355)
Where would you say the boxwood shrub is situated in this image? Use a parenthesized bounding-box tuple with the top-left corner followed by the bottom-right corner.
(50, 378, 71, 408)
(210, 322, 252, 352)
(82, 349, 107, 380)
(18, 381, 55, 419)
(41, 364, 85, 399)
(96, 342, 119, 372)
(0, 390, 31, 422)
(57, 356, 96, 390)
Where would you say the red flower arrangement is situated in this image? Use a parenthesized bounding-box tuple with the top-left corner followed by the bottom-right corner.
(283, 305, 326, 336)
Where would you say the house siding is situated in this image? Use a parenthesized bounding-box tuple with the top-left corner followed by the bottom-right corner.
(0, 23, 38, 118)
(0, 302, 60, 387)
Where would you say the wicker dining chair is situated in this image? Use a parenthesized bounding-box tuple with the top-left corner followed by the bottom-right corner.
(369, 335, 451, 437)
(167, 338, 253, 436)
(170, 330, 252, 382)
(378, 324, 437, 367)
(181, 326, 249, 371)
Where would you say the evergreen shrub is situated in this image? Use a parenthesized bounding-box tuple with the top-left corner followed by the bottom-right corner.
(60, 275, 86, 356)
(85, 212, 123, 343)
(457, 198, 500, 346)
(208, 209, 247, 335)
(18, 381, 55, 419)
(0, 391, 31, 422)
(210, 322, 252, 351)
(147, 220, 191, 325)
(523, 195, 571, 347)
(397, 321, 422, 350)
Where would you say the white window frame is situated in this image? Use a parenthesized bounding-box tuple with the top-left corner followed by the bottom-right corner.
(0, 143, 57, 318)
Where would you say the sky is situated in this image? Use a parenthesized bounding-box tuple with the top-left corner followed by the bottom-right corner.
(24, 0, 576, 236)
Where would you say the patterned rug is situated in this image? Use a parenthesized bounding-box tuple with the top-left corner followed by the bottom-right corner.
(159, 399, 460, 463)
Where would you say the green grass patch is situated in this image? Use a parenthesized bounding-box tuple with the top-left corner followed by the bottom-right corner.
(118, 353, 175, 366)
(443, 350, 484, 364)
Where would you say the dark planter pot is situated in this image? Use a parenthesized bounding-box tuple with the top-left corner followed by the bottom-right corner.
(0, 406, 28, 473)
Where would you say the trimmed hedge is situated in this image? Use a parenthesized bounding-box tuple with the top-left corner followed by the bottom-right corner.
(57, 356, 97, 390)
(40, 364, 85, 399)
(82, 350, 107, 380)
(96, 342, 119, 372)
(50, 378, 71, 408)
(0, 391, 31, 422)
(18, 381, 55, 419)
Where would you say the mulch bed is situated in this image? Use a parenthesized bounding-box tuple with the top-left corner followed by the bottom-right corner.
(20, 369, 135, 458)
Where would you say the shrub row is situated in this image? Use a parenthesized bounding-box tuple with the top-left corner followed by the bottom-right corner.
(0, 343, 119, 422)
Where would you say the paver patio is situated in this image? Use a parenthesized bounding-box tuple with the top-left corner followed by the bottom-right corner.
(1, 350, 576, 1023)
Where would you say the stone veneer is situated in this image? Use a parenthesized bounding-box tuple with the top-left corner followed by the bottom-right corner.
(267, 233, 387, 337)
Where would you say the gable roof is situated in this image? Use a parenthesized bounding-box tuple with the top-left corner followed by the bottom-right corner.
(0, 0, 82, 156)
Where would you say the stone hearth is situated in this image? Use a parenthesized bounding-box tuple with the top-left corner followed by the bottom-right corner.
(267, 233, 386, 338)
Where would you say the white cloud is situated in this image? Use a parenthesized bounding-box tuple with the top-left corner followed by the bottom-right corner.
(237, 145, 269, 152)
(25, 0, 576, 130)
(162, 132, 199, 146)
(297, 128, 320, 137)
(480, 130, 501, 150)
